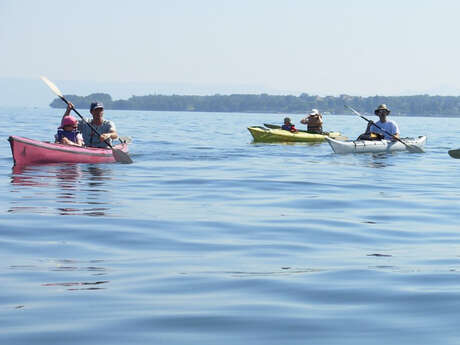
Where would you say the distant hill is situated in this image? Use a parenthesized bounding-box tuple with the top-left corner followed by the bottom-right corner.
(0, 77, 280, 107)
(50, 93, 460, 116)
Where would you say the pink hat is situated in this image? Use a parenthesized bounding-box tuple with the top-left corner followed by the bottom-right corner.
(61, 116, 78, 128)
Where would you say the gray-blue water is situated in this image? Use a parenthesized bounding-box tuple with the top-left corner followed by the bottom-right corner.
(1, 107, 460, 345)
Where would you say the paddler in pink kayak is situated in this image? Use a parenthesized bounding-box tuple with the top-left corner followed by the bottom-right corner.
(62, 101, 118, 148)
(55, 115, 84, 147)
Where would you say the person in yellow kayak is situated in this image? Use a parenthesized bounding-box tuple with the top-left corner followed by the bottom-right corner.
(358, 104, 400, 140)
(300, 109, 323, 134)
(281, 117, 297, 132)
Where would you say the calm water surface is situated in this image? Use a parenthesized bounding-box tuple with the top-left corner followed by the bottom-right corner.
(1, 107, 460, 344)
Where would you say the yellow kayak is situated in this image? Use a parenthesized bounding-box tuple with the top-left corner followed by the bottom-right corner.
(248, 125, 346, 143)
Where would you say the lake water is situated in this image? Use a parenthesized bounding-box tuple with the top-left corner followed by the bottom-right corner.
(1, 106, 460, 345)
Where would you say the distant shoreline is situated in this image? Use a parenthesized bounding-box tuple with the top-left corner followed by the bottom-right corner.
(49, 93, 460, 116)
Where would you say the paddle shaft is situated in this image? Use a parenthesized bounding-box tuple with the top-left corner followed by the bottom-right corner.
(345, 105, 413, 149)
(58, 95, 114, 149)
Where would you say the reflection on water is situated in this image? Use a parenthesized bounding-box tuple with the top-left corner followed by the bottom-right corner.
(41, 281, 109, 291)
(9, 259, 110, 292)
(368, 153, 393, 168)
(331, 152, 395, 171)
(9, 164, 115, 216)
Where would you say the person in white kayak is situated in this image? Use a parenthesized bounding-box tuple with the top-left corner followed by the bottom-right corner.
(358, 104, 399, 140)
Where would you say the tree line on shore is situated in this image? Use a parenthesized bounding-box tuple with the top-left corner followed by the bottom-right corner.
(50, 93, 460, 115)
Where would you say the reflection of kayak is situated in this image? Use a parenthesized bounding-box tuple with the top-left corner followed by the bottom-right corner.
(8, 136, 129, 166)
(325, 136, 426, 154)
(247, 126, 346, 142)
(448, 149, 460, 159)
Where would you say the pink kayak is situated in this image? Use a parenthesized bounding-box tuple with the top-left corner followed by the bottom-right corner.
(8, 136, 129, 166)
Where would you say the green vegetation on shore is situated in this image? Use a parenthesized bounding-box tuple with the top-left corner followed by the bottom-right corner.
(50, 93, 460, 115)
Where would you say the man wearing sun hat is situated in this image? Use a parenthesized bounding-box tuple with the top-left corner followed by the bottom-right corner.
(300, 108, 323, 133)
(62, 101, 118, 148)
(361, 104, 399, 140)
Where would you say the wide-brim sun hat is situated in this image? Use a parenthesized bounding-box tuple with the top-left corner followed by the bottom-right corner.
(309, 109, 320, 116)
(374, 104, 390, 115)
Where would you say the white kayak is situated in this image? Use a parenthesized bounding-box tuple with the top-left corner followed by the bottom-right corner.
(325, 136, 427, 154)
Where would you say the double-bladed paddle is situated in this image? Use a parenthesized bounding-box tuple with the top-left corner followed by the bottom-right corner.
(345, 105, 424, 153)
(41, 76, 133, 164)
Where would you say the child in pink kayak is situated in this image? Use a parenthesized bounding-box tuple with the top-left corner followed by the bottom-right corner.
(55, 115, 84, 147)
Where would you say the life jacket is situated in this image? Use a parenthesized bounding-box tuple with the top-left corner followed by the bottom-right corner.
(307, 115, 323, 133)
(56, 128, 80, 143)
(370, 132, 383, 140)
(357, 132, 384, 141)
(281, 124, 296, 132)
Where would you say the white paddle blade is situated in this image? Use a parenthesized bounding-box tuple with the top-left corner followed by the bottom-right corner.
(40, 76, 63, 98)
(345, 105, 361, 116)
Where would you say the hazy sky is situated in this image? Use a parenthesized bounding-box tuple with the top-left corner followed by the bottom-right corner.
(2, 0, 460, 97)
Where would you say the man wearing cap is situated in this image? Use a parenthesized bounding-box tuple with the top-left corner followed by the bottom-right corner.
(62, 101, 118, 148)
(360, 104, 399, 140)
(300, 109, 323, 134)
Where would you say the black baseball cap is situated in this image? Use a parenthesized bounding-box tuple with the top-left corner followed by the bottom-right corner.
(90, 102, 104, 111)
